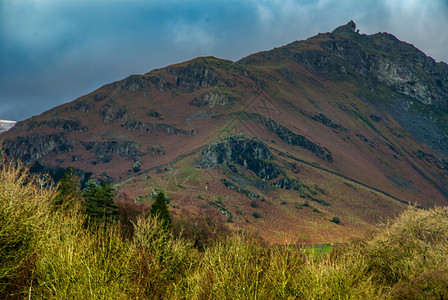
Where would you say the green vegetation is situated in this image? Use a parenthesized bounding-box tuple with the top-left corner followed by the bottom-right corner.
(1, 158, 448, 299)
(83, 179, 120, 225)
(53, 166, 82, 209)
(151, 192, 172, 229)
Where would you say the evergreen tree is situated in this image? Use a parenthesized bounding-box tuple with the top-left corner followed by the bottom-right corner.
(54, 166, 82, 209)
(151, 192, 172, 229)
(83, 180, 119, 224)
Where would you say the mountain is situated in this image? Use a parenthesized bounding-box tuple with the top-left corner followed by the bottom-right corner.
(0, 120, 16, 134)
(2, 21, 447, 244)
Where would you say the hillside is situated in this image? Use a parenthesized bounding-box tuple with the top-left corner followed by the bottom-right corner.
(2, 21, 447, 243)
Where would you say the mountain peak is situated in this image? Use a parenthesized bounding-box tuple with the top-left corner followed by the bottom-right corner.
(332, 20, 357, 35)
(3, 22, 448, 244)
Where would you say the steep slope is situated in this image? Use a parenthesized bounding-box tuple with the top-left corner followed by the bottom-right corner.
(2, 21, 447, 243)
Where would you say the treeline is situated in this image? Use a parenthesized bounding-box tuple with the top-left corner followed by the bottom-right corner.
(1, 159, 448, 299)
(53, 166, 172, 229)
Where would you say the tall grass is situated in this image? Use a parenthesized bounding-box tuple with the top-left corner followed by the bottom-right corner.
(0, 160, 55, 297)
(1, 157, 448, 299)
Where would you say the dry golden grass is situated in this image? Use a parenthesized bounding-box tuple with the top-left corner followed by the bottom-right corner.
(0, 159, 55, 297)
(1, 155, 448, 299)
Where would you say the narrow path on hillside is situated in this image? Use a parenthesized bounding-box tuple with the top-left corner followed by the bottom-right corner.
(116, 145, 418, 209)
(270, 147, 418, 207)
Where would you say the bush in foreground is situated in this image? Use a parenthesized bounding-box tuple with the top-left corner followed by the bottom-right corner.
(1, 158, 448, 299)
(0, 161, 55, 297)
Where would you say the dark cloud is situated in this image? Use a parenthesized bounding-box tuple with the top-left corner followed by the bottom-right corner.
(1, 0, 447, 121)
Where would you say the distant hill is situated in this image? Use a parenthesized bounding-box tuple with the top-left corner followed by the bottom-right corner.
(0, 120, 16, 134)
(2, 21, 447, 243)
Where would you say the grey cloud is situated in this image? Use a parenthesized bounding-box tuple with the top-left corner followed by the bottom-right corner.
(1, 0, 447, 121)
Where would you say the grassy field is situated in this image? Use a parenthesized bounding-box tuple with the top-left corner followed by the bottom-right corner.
(1, 158, 448, 299)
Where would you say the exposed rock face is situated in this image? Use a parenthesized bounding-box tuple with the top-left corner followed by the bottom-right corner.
(114, 75, 151, 92)
(310, 113, 345, 130)
(99, 100, 128, 124)
(240, 18, 448, 156)
(92, 92, 108, 102)
(276, 68, 296, 83)
(272, 177, 302, 190)
(26, 118, 88, 132)
(166, 63, 220, 93)
(238, 20, 448, 139)
(221, 179, 264, 200)
(148, 146, 165, 156)
(189, 91, 234, 108)
(121, 120, 196, 135)
(81, 141, 144, 163)
(185, 110, 215, 122)
(197, 135, 274, 168)
(196, 135, 282, 180)
(4, 133, 75, 164)
(332, 20, 356, 34)
(67, 100, 93, 113)
(289, 21, 448, 108)
(260, 117, 333, 162)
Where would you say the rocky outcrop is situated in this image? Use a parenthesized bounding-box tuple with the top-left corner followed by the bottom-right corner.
(310, 113, 345, 131)
(26, 118, 88, 132)
(120, 120, 197, 135)
(148, 75, 171, 92)
(272, 177, 302, 190)
(290, 21, 448, 108)
(196, 135, 282, 180)
(276, 68, 296, 83)
(166, 63, 220, 93)
(197, 135, 274, 167)
(221, 179, 264, 200)
(260, 117, 333, 162)
(238, 21, 448, 123)
(99, 100, 128, 124)
(226, 172, 270, 193)
(332, 20, 356, 35)
(189, 91, 234, 108)
(185, 110, 215, 122)
(92, 92, 108, 102)
(82, 141, 144, 163)
(147, 109, 161, 118)
(148, 146, 165, 156)
(4, 133, 75, 164)
(67, 100, 93, 113)
(114, 75, 151, 92)
(146, 123, 194, 135)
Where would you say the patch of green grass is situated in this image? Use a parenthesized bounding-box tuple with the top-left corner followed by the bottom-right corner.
(305, 243, 333, 255)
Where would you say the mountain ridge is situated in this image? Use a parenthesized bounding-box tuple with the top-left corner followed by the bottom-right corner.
(2, 21, 447, 243)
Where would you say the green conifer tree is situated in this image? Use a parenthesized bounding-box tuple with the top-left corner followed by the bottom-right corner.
(151, 192, 172, 229)
(54, 166, 82, 209)
(83, 180, 119, 224)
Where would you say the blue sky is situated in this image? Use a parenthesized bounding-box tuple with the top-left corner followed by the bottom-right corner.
(1, 0, 448, 121)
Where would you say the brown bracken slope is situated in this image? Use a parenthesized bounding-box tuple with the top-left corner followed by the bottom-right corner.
(2, 21, 448, 244)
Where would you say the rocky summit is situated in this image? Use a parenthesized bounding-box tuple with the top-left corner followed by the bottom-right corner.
(2, 21, 448, 243)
